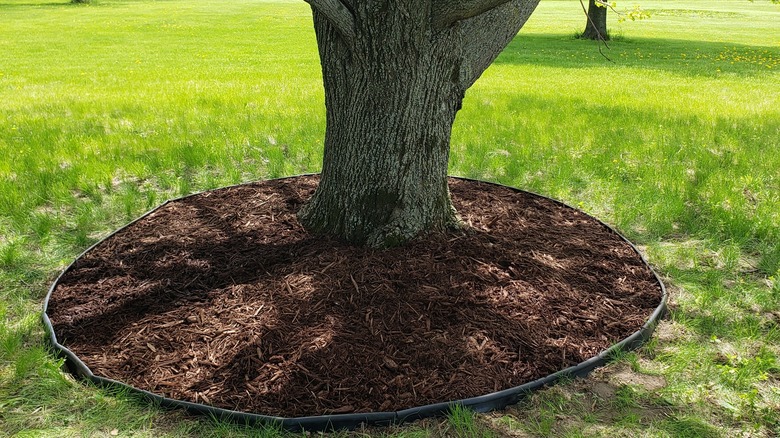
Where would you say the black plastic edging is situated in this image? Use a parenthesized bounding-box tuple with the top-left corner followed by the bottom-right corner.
(42, 175, 668, 432)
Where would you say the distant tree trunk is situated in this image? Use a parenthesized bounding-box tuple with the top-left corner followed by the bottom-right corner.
(581, 0, 608, 41)
(298, 0, 539, 247)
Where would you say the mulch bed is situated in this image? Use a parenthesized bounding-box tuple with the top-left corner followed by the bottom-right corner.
(47, 175, 662, 418)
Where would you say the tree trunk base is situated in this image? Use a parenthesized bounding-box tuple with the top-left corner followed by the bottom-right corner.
(298, 185, 463, 248)
(581, 0, 608, 41)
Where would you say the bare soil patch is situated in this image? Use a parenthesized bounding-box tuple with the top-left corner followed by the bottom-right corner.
(47, 175, 662, 417)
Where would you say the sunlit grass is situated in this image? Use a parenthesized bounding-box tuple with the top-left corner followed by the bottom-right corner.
(1, 0, 779, 436)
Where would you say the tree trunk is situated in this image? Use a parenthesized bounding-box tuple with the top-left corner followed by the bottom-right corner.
(581, 0, 608, 41)
(298, 0, 539, 247)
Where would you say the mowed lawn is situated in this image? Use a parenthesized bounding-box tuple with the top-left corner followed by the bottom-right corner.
(1, 0, 779, 436)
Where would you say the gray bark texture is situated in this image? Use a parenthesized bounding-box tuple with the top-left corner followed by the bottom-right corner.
(581, 0, 608, 40)
(298, 0, 540, 247)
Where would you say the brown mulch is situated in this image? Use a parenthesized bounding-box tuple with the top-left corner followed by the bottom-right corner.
(47, 175, 662, 418)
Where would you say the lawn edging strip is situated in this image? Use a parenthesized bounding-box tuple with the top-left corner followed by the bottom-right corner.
(42, 175, 667, 432)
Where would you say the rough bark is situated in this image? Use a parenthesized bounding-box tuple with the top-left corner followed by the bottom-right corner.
(298, 0, 539, 247)
(581, 0, 608, 41)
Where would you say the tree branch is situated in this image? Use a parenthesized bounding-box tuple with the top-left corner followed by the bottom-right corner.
(431, 0, 516, 31)
(304, 0, 356, 42)
(449, 0, 539, 89)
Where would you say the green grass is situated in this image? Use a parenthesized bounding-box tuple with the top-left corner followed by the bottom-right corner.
(446, 404, 496, 437)
(1, 0, 779, 436)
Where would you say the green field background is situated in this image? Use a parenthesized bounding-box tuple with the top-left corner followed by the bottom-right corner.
(1, 0, 779, 436)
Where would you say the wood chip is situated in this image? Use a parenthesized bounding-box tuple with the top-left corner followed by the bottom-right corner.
(329, 405, 355, 414)
(383, 357, 399, 370)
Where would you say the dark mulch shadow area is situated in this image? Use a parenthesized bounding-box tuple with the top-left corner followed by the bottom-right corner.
(47, 175, 661, 417)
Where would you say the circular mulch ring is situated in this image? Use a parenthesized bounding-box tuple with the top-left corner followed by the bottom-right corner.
(43, 175, 666, 431)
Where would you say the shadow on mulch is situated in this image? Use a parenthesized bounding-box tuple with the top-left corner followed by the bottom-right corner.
(46, 175, 662, 419)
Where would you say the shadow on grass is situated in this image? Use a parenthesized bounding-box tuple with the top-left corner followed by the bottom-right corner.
(498, 34, 780, 77)
(0, 2, 78, 8)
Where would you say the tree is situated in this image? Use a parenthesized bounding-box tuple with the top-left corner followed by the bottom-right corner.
(581, 0, 608, 41)
(297, 0, 540, 247)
